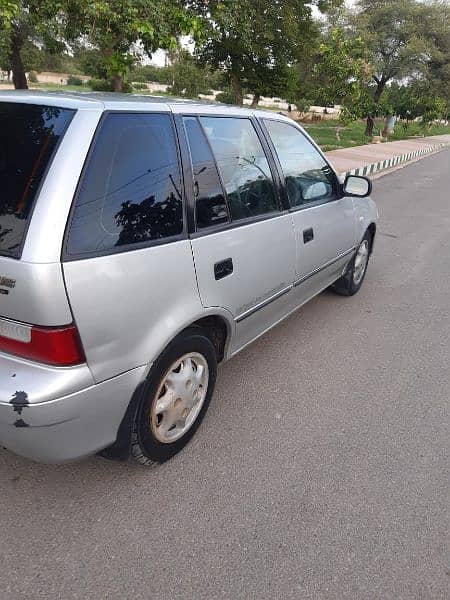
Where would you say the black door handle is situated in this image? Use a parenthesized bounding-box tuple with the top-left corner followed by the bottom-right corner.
(214, 258, 233, 280)
(303, 227, 314, 243)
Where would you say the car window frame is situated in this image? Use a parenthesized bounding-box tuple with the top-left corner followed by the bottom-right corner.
(259, 117, 342, 213)
(62, 110, 188, 262)
(177, 112, 286, 239)
(180, 114, 231, 232)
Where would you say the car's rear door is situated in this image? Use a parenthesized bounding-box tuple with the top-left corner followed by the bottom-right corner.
(181, 114, 297, 354)
(62, 111, 201, 382)
(261, 118, 356, 304)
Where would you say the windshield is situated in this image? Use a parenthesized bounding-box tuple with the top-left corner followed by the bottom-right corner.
(0, 102, 75, 257)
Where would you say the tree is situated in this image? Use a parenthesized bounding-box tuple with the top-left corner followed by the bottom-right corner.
(129, 64, 174, 84)
(64, 0, 201, 92)
(351, 0, 447, 135)
(74, 47, 108, 80)
(194, 0, 342, 106)
(168, 49, 210, 98)
(384, 82, 420, 123)
(419, 0, 450, 119)
(314, 0, 449, 133)
(0, 1, 65, 89)
(312, 27, 373, 119)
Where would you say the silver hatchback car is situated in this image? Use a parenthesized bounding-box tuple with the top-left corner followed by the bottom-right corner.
(0, 92, 377, 465)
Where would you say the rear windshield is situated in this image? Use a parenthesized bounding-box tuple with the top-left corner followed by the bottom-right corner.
(0, 102, 75, 257)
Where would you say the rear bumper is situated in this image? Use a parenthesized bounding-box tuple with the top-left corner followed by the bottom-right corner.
(0, 361, 146, 463)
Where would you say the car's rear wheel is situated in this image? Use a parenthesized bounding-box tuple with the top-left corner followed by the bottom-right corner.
(130, 328, 217, 466)
(332, 231, 372, 296)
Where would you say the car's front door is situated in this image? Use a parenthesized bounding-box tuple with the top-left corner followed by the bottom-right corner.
(182, 115, 297, 354)
(262, 118, 356, 303)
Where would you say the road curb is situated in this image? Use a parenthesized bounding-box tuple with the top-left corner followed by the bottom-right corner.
(343, 142, 449, 178)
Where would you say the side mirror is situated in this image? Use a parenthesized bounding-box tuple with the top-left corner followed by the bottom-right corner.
(343, 175, 372, 198)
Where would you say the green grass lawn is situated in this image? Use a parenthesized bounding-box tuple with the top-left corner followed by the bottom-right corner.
(301, 118, 450, 151)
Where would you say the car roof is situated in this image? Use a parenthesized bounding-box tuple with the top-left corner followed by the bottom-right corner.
(0, 90, 289, 120)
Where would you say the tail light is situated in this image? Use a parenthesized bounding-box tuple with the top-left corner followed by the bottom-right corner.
(0, 318, 85, 366)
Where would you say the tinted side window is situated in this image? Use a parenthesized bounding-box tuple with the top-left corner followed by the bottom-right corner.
(200, 117, 278, 221)
(66, 113, 183, 256)
(183, 116, 229, 229)
(0, 103, 74, 258)
(264, 120, 337, 208)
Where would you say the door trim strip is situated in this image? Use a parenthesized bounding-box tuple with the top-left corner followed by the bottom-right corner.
(235, 285, 293, 323)
(293, 246, 356, 288)
(234, 246, 356, 324)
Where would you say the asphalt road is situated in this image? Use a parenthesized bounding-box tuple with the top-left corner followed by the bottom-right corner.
(1, 150, 449, 600)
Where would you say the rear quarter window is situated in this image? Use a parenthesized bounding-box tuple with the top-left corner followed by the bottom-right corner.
(0, 103, 75, 257)
(65, 112, 184, 257)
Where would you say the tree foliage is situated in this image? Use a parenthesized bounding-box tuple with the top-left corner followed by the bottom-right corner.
(350, 0, 449, 133)
(386, 82, 447, 125)
(0, 1, 201, 90)
(193, 0, 342, 106)
(0, 0, 448, 127)
(312, 27, 373, 120)
(168, 49, 211, 98)
(63, 0, 200, 91)
(0, 1, 65, 88)
(420, 0, 450, 117)
(310, 0, 449, 133)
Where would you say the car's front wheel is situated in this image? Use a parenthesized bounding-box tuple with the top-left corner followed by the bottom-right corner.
(130, 327, 217, 466)
(332, 231, 372, 296)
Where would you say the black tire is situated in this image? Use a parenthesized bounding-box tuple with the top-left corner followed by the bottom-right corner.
(130, 327, 217, 466)
(331, 231, 372, 296)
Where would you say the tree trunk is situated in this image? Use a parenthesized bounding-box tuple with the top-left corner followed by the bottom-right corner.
(365, 116, 375, 136)
(10, 27, 28, 90)
(230, 64, 243, 106)
(365, 78, 387, 137)
(112, 74, 123, 92)
(250, 92, 260, 108)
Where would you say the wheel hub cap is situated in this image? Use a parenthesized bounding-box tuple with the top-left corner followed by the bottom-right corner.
(353, 240, 369, 285)
(150, 353, 209, 444)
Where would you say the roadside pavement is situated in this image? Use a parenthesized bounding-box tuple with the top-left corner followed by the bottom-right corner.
(325, 133, 450, 177)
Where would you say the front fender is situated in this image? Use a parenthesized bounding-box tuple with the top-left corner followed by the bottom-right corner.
(353, 196, 378, 245)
